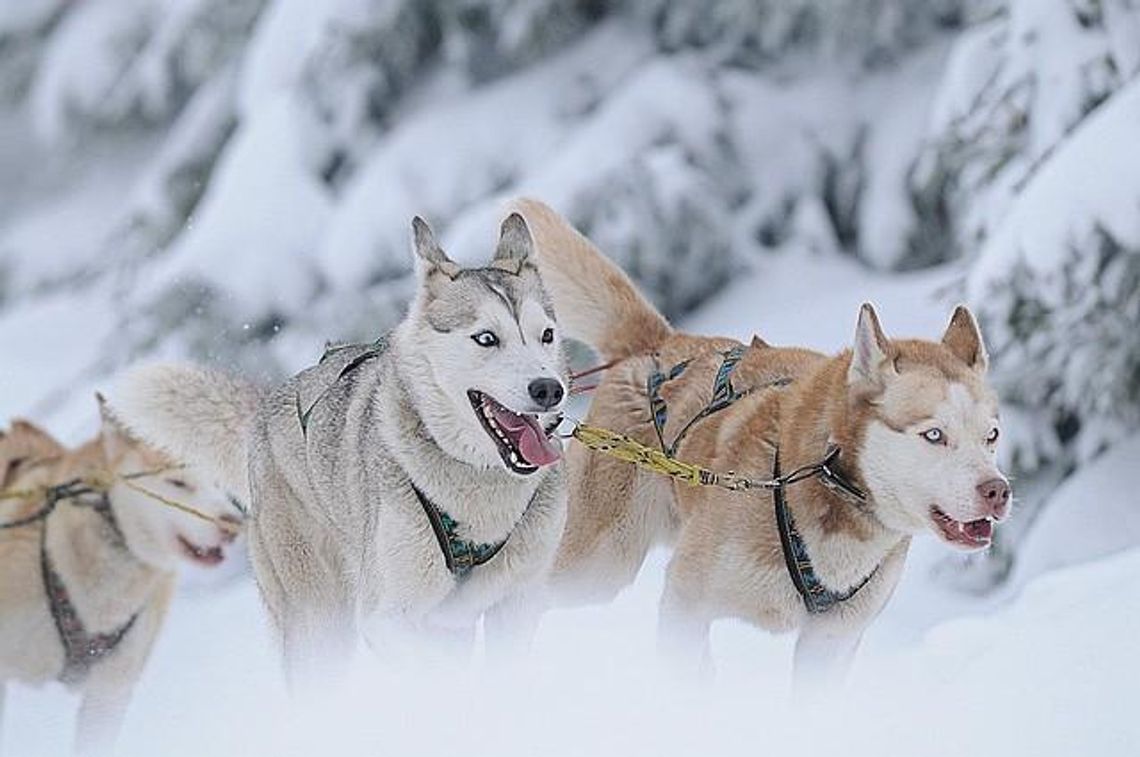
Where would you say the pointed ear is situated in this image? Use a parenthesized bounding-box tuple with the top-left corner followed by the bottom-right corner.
(848, 303, 894, 393)
(410, 216, 460, 279)
(942, 305, 988, 372)
(96, 392, 133, 461)
(750, 334, 770, 349)
(489, 212, 532, 275)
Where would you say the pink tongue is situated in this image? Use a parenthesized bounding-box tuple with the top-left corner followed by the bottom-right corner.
(964, 519, 992, 541)
(490, 405, 562, 467)
(517, 421, 562, 466)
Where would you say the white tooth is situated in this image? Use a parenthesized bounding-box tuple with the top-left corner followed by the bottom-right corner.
(509, 451, 518, 463)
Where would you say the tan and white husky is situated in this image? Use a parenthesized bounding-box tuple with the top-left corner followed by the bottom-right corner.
(0, 400, 242, 754)
(514, 198, 1011, 686)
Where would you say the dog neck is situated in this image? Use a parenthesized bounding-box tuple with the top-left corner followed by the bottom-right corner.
(380, 334, 545, 543)
(44, 495, 166, 636)
(776, 354, 908, 592)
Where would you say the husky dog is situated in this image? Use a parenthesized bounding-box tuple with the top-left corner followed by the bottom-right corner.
(115, 214, 568, 682)
(0, 400, 241, 754)
(514, 199, 1011, 685)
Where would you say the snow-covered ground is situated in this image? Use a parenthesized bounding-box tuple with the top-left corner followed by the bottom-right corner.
(16, 547, 1140, 757)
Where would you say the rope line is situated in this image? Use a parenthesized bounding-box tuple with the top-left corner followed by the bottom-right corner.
(0, 464, 242, 534)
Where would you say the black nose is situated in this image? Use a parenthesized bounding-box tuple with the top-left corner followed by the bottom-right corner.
(528, 378, 564, 410)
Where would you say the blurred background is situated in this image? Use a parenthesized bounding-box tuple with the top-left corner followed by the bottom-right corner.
(1, 1, 1138, 754)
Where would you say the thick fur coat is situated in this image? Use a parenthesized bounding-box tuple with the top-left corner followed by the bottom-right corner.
(514, 198, 1010, 685)
(116, 214, 569, 683)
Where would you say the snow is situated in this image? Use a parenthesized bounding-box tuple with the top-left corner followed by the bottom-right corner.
(0, 0, 63, 36)
(0, 289, 119, 443)
(28, 1, 157, 144)
(8, 543, 1139, 756)
(968, 76, 1140, 291)
(237, 0, 351, 119)
(684, 248, 962, 350)
(136, 94, 333, 315)
(317, 23, 652, 285)
(1014, 434, 1140, 584)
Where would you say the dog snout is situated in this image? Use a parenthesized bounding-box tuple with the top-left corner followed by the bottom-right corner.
(217, 513, 243, 544)
(527, 377, 564, 410)
(977, 478, 1011, 520)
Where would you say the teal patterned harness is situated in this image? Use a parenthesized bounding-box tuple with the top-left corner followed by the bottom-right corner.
(411, 484, 509, 578)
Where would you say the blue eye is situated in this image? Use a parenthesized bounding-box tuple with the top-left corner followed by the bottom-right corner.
(921, 428, 945, 445)
(472, 330, 499, 347)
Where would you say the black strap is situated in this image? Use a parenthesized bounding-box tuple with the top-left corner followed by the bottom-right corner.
(772, 451, 877, 614)
(0, 501, 55, 530)
(0, 480, 125, 532)
(411, 483, 508, 578)
(37, 492, 139, 684)
(647, 345, 797, 460)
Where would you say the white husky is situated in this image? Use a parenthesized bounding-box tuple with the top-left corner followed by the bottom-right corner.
(115, 213, 569, 683)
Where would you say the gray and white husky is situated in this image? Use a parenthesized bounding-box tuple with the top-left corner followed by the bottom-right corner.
(115, 214, 568, 682)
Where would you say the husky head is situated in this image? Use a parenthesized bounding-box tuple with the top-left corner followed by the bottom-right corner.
(97, 395, 243, 569)
(846, 305, 1010, 551)
(401, 213, 568, 476)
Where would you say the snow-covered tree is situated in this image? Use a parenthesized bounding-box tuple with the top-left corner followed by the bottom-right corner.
(916, 0, 1140, 473)
(967, 76, 1140, 470)
(915, 0, 1140, 257)
(636, 0, 985, 68)
(28, 0, 263, 145)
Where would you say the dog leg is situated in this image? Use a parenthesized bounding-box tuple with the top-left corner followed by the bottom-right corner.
(484, 589, 547, 665)
(792, 619, 864, 702)
(361, 613, 474, 673)
(552, 468, 673, 606)
(75, 683, 130, 757)
(73, 579, 174, 757)
(248, 478, 358, 689)
(277, 601, 357, 691)
(421, 623, 476, 667)
(657, 569, 714, 680)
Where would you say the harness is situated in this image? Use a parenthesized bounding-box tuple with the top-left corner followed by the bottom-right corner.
(568, 345, 879, 614)
(296, 336, 390, 438)
(295, 336, 528, 578)
(2, 482, 140, 684)
(772, 451, 876, 614)
(411, 484, 511, 578)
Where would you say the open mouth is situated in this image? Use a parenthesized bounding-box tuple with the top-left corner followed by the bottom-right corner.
(467, 390, 562, 475)
(177, 535, 225, 567)
(929, 506, 994, 550)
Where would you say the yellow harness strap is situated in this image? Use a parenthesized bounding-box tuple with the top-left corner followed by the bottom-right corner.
(0, 465, 242, 535)
(570, 422, 761, 491)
